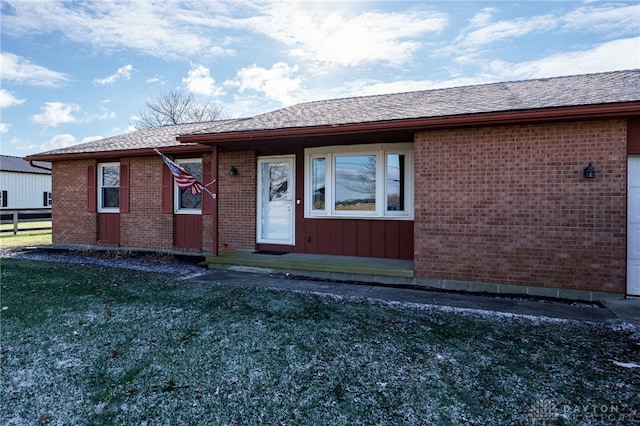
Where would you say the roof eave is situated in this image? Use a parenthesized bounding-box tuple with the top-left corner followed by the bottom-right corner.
(24, 144, 210, 162)
(178, 103, 640, 144)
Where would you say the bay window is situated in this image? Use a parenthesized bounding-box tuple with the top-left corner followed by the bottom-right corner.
(305, 143, 413, 219)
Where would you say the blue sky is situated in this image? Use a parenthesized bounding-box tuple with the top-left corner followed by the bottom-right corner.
(1, 1, 638, 158)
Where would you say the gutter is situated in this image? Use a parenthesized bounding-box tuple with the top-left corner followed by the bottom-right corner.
(24, 144, 210, 162)
(28, 160, 52, 172)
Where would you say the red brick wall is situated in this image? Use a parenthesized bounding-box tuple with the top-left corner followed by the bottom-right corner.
(414, 119, 627, 293)
(53, 154, 216, 254)
(120, 156, 173, 250)
(217, 151, 256, 253)
(51, 160, 97, 245)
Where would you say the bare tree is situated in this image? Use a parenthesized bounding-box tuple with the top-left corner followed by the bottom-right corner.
(133, 91, 224, 129)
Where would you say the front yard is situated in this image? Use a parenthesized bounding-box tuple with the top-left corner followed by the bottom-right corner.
(1, 258, 639, 425)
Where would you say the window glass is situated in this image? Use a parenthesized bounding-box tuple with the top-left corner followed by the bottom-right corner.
(305, 144, 413, 219)
(99, 164, 120, 210)
(268, 164, 289, 201)
(177, 161, 202, 210)
(311, 157, 325, 210)
(387, 154, 405, 211)
(334, 155, 376, 211)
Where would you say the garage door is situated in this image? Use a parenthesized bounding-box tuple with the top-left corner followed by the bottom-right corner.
(627, 157, 640, 296)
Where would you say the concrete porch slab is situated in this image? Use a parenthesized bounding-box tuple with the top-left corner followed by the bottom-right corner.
(206, 251, 414, 285)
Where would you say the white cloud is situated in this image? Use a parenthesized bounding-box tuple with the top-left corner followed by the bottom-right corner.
(94, 64, 133, 86)
(0, 52, 70, 87)
(0, 123, 10, 134)
(86, 106, 116, 122)
(0, 89, 26, 108)
(460, 14, 556, 47)
(219, 95, 275, 119)
(447, 3, 639, 53)
(1, 1, 234, 60)
(32, 102, 79, 127)
(242, 3, 448, 67)
(469, 8, 495, 27)
(182, 63, 224, 96)
(81, 136, 103, 143)
(562, 4, 640, 35)
(226, 62, 301, 105)
(10, 133, 80, 154)
(37, 134, 77, 152)
(488, 37, 640, 79)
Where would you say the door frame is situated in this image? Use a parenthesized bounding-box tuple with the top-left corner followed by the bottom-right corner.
(256, 155, 296, 246)
(628, 156, 640, 296)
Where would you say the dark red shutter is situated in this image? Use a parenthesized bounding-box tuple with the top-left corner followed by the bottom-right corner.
(161, 160, 173, 214)
(87, 165, 96, 212)
(120, 162, 130, 213)
(629, 118, 640, 154)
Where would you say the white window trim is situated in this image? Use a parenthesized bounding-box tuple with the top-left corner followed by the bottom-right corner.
(173, 158, 202, 215)
(304, 143, 413, 220)
(97, 162, 120, 213)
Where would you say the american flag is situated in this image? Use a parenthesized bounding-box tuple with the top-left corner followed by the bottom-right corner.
(155, 149, 204, 195)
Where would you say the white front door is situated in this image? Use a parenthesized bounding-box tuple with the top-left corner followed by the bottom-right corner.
(257, 156, 295, 245)
(628, 157, 640, 296)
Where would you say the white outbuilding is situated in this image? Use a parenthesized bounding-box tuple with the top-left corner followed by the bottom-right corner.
(0, 155, 52, 210)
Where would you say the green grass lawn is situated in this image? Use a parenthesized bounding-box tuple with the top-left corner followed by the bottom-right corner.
(1, 259, 639, 425)
(0, 228, 52, 248)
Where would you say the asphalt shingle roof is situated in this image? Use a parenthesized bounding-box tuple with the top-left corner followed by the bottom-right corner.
(0, 155, 51, 174)
(191, 70, 640, 135)
(29, 121, 234, 157)
(28, 70, 639, 159)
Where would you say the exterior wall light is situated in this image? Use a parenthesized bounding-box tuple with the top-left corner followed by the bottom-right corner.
(230, 166, 238, 176)
(583, 163, 596, 179)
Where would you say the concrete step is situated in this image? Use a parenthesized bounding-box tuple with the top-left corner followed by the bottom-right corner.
(206, 251, 414, 285)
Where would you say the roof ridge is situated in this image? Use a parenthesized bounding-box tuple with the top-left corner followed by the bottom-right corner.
(284, 69, 640, 108)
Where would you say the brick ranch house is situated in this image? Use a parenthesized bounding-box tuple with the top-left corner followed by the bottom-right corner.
(27, 70, 640, 300)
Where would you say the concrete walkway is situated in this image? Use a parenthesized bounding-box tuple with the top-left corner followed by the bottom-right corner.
(601, 298, 640, 330)
(193, 269, 640, 329)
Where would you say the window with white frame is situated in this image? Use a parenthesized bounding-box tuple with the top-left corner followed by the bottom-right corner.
(305, 143, 413, 219)
(174, 158, 202, 214)
(98, 163, 120, 212)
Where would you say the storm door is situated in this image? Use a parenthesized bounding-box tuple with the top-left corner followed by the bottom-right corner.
(257, 156, 295, 245)
(628, 156, 640, 296)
